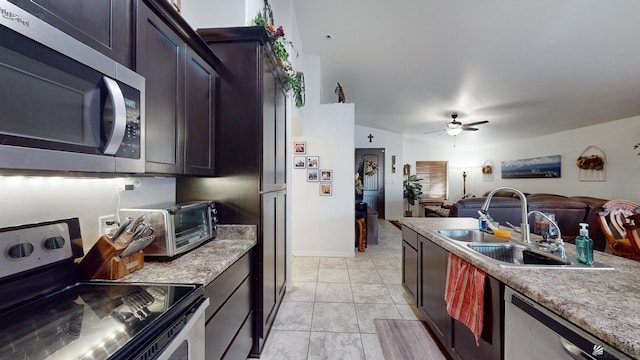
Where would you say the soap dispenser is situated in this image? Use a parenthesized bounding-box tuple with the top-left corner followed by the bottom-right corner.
(575, 223, 594, 265)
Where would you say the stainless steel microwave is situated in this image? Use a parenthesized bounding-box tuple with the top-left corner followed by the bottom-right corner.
(0, 1, 145, 173)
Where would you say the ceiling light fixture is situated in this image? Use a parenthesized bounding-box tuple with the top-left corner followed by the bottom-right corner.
(446, 127, 463, 136)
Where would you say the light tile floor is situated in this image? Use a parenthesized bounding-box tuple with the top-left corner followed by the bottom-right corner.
(258, 220, 422, 360)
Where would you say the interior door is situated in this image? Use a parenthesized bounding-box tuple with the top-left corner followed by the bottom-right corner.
(355, 148, 385, 218)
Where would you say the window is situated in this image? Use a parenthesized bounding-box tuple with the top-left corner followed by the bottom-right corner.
(415, 161, 448, 200)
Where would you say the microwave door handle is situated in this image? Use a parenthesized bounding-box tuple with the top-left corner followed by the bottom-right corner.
(102, 76, 127, 155)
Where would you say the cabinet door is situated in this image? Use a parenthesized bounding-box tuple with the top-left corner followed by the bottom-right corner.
(262, 54, 277, 190)
(275, 84, 287, 185)
(420, 235, 451, 347)
(184, 47, 217, 175)
(402, 240, 418, 304)
(275, 190, 287, 300)
(261, 192, 277, 335)
(451, 276, 502, 360)
(137, 2, 184, 174)
(9, 0, 133, 67)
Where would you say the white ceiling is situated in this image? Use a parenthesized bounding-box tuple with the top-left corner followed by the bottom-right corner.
(292, 0, 640, 148)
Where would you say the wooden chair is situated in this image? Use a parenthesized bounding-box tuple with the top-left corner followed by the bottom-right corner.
(597, 199, 640, 260)
(624, 214, 640, 260)
(355, 217, 367, 252)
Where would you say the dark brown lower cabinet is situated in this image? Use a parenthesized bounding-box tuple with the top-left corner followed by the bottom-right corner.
(402, 226, 503, 360)
(401, 226, 419, 304)
(419, 234, 451, 347)
(450, 276, 502, 360)
(204, 251, 253, 360)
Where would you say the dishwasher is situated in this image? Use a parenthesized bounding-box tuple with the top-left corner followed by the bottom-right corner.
(504, 286, 630, 360)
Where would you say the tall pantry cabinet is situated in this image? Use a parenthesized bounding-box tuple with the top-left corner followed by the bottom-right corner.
(177, 26, 288, 356)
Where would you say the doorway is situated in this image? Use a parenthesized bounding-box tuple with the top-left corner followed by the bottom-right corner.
(355, 148, 385, 218)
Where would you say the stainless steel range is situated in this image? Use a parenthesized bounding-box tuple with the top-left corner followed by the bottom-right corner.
(0, 218, 208, 360)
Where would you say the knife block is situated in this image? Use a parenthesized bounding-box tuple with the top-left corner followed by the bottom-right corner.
(78, 236, 144, 280)
(109, 251, 144, 279)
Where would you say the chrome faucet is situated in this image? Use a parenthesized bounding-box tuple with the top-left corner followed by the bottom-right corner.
(527, 210, 566, 258)
(480, 186, 531, 244)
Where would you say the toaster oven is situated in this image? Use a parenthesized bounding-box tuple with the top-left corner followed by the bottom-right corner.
(120, 201, 217, 258)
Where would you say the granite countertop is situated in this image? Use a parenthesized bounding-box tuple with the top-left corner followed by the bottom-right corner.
(401, 217, 640, 359)
(118, 225, 256, 286)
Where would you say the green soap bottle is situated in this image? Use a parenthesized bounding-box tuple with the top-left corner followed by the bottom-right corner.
(575, 223, 593, 265)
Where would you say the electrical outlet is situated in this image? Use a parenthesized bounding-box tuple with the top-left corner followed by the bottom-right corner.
(98, 214, 118, 236)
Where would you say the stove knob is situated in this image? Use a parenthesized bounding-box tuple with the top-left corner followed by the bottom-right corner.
(8, 243, 34, 259)
(43, 236, 65, 250)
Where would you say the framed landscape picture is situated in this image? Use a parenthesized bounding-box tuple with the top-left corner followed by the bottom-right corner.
(320, 183, 332, 196)
(501, 155, 561, 179)
(320, 169, 333, 182)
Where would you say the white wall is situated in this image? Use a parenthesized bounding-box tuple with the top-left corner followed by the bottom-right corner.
(291, 51, 355, 257)
(0, 177, 176, 252)
(180, 0, 295, 31)
(354, 125, 404, 219)
(180, 0, 247, 28)
(291, 103, 355, 256)
(473, 115, 640, 202)
(401, 115, 640, 203)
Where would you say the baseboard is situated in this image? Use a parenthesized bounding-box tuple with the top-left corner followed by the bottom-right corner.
(292, 250, 355, 257)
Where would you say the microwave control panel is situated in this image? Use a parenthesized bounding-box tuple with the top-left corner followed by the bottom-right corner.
(115, 84, 142, 159)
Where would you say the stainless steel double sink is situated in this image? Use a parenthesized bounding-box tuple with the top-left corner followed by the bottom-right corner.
(437, 229, 613, 270)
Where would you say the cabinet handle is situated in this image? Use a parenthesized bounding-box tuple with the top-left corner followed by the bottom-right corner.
(102, 76, 127, 155)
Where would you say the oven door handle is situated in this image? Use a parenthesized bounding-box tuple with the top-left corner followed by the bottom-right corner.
(560, 337, 588, 360)
(156, 297, 209, 360)
(102, 76, 127, 155)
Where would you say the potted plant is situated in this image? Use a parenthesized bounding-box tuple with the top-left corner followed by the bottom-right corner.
(251, 13, 305, 108)
(403, 175, 423, 217)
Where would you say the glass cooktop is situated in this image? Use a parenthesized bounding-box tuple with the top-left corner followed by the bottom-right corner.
(0, 282, 199, 360)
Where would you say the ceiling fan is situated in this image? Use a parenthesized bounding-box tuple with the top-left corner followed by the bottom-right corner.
(426, 113, 489, 136)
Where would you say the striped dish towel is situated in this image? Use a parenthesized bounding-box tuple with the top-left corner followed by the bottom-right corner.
(444, 253, 486, 346)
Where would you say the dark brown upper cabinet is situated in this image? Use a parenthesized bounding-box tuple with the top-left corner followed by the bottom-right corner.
(136, 0, 218, 176)
(9, 0, 134, 68)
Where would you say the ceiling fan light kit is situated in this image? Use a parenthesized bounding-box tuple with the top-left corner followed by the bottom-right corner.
(426, 113, 489, 137)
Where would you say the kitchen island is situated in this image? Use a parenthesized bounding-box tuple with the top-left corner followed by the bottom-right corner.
(402, 217, 640, 359)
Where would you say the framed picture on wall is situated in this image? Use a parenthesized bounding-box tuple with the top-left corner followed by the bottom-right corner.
(320, 183, 332, 196)
(320, 169, 333, 182)
(501, 155, 561, 179)
(307, 169, 319, 181)
(307, 156, 319, 169)
(294, 141, 306, 155)
(294, 156, 306, 169)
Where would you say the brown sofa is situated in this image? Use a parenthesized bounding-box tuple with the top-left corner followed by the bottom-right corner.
(449, 192, 608, 251)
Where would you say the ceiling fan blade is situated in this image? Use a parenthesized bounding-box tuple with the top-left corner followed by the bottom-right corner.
(462, 127, 479, 131)
(424, 128, 446, 134)
(463, 120, 489, 127)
